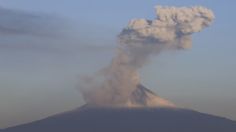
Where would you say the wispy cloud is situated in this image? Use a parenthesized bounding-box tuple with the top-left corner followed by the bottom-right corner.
(0, 6, 68, 37)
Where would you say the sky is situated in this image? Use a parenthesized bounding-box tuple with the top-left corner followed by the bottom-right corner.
(0, 0, 236, 128)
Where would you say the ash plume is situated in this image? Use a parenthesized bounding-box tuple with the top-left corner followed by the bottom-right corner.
(79, 5, 214, 107)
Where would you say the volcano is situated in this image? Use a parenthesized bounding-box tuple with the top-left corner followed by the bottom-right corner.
(125, 84, 175, 107)
(86, 84, 175, 108)
(3, 85, 236, 132)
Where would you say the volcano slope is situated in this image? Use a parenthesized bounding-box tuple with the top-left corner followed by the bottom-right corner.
(3, 85, 236, 132)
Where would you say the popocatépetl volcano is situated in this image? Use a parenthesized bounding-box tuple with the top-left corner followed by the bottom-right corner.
(3, 84, 236, 132)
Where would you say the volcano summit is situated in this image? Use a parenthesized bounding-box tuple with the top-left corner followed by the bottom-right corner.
(3, 84, 236, 132)
(84, 84, 175, 108)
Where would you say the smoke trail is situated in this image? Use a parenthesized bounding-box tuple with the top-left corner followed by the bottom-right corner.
(80, 5, 214, 106)
(0, 6, 67, 37)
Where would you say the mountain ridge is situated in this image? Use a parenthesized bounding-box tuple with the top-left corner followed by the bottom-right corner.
(3, 107, 236, 132)
(3, 84, 236, 132)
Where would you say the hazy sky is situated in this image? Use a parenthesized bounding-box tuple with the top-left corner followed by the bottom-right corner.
(0, 0, 236, 128)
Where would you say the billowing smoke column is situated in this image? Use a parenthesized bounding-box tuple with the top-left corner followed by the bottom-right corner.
(80, 5, 214, 106)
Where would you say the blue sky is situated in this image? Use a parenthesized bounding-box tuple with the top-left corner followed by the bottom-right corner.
(0, 0, 236, 128)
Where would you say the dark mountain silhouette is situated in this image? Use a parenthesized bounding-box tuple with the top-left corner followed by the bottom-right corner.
(3, 107, 236, 132)
(3, 85, 236, 132)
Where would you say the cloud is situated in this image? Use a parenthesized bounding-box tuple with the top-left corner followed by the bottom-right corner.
(0, 6, 68, 37)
